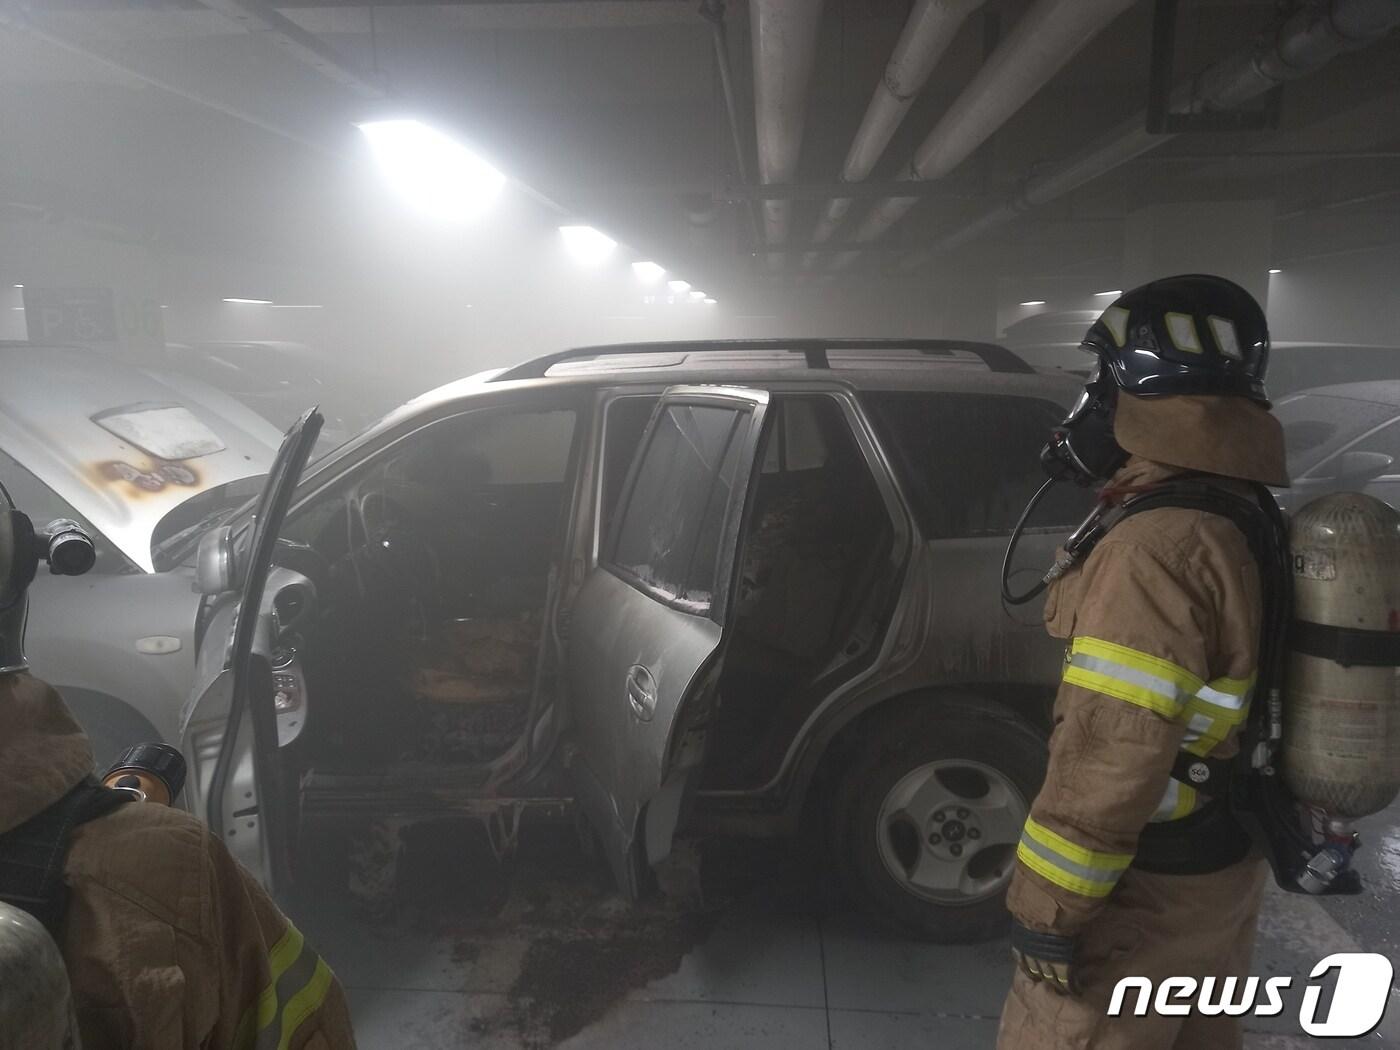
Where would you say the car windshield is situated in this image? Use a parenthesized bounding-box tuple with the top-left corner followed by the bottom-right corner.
(1273, 394, 1398, 478)
(149, 474, 268, 572)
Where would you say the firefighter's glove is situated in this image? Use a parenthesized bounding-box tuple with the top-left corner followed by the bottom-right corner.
(1010, 921, 1079, 996)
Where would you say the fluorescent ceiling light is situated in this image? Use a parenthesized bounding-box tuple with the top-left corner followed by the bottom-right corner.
(1094, 289, 1121, 297)
(689, 290, 706, 301)
(358, 119, 505, 223)
(559, 225, 617, 264)
(12, 284, 22, 289)
(223, 297, 272, 304)
(632, 261, 665, 283)
(1268, 268, 1282, 275)
(1020, 300, 1047, 307)
(703, 298, 717, 305)
(10, 306, 22, 311)
(667, 279, 690, 293)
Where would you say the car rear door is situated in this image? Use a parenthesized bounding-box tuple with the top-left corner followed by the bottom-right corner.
(178, 407, 322, 894)
(567, 385, 769, 896)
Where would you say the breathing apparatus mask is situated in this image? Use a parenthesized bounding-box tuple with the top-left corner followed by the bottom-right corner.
(1000, 359, 1126, 606)
(1040, 361, 1128, 487)
(0, 482, 97, 673)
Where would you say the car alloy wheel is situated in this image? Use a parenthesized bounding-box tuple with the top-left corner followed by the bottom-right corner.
(874, 758, 1028, 906)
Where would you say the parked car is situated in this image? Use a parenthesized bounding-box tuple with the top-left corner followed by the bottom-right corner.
(0, 344, 279, 767)
(179, 340, 1096, 942)
(1274, 380, 1400, 512)
(998, 309, 1100, 375)
(1265, 343, 1400, 398)
(163, 341, 400, 451)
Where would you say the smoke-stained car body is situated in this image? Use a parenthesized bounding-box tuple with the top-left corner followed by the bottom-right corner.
(181, 341, 1096, 941)
(1275, 380, 1400, 512)
(0, 344, 278, 767)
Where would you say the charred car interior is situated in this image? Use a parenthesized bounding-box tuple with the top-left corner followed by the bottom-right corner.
(5, 0, 1400, 1043)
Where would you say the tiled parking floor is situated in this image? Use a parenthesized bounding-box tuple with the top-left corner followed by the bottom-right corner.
(290, 814, 1400, 1050)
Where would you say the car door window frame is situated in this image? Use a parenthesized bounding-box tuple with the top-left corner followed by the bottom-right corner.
(274, 388, 587, 532)
(591, 391, 663, 566)
(860, 390, 1090, 539)
(601, 398, 755, 623)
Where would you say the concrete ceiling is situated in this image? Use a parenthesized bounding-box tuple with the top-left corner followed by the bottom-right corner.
(1, 0, 1397, 299)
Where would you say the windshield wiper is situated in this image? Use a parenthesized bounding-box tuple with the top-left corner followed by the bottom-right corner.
(151, 500, 252, 561)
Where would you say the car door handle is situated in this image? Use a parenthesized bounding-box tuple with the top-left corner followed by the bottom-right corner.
(626, 664, 657, 722)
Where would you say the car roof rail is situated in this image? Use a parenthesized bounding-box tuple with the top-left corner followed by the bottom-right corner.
(490, 338, 1034, 382)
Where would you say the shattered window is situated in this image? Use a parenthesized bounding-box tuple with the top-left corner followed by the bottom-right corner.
(608, 403, 743, 609)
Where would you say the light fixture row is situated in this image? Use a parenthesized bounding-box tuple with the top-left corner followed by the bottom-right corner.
(557, 226, 716, 304)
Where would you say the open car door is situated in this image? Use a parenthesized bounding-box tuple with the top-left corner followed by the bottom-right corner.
(178, 407, 322, 894)
(568, 386, 769, 896)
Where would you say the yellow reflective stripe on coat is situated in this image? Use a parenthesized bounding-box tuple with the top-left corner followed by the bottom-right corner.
(1150, 777, 1199, 822)
(1016, 817, 1133, 898)
(233, 923, 335, 1050)
(1181, 674, 1255, 756)
(1062, 637, 1201, 718)
(1064, 637, 1254, 731)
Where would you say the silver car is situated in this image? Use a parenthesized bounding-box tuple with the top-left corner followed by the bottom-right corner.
(1275, 380, 1400, 513)
(180, 340, 1095, 942)
(0, 344, 278, 766)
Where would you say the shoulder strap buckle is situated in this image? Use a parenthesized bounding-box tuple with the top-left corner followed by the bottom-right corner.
(0, 777, 132, 937)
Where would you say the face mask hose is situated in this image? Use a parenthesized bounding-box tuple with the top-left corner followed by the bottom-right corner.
(1000, 477, 1060, 606)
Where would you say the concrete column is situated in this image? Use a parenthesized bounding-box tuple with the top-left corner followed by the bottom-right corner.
(1122, 200, 1275, 306)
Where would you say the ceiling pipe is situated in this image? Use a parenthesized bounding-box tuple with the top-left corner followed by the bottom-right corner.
(749, 0, 826, 259)
(700, 0, 763, 245)
(199, 0, 387, 98)
(830, 0, 1137, 270)
(898, 0, 1400, 268)
(803, 0, 985, 267)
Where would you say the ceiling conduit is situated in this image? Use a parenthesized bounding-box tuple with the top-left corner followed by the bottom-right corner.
(897, 0, 1400, 267)
(750, 0, 826, 259)
(830, 0, 1138, 270)
(802, 0, 985, 268)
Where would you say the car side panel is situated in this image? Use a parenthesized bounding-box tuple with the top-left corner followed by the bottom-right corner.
(25, 567, 201, 745)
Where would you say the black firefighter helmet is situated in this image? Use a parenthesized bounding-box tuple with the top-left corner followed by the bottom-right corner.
(1081, 273, 1271, 404)
(1042, 274, 1274, 486)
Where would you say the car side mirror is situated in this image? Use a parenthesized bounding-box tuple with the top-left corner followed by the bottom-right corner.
(195, 526, 235, 596)
(1330, 450, 1393, 487)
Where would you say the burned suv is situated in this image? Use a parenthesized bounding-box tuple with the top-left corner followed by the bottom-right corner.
(180, 340, 1091, 942)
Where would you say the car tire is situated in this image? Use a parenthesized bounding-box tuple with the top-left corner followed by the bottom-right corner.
(831, 696, 1046, 943)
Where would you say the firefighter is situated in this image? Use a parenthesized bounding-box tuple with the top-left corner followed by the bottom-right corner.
(0, 501, 357, 1049)
(996, 274, 1290, 1050)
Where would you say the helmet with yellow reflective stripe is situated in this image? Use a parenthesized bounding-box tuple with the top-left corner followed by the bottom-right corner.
(1081, 274, 1270, 405)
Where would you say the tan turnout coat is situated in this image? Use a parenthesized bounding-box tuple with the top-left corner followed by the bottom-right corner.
(0, 672, 357, 1050)
(998, 441, 1282, 1050)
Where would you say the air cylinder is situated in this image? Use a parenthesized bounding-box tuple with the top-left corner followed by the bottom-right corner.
(1282, 492, 1400, 818)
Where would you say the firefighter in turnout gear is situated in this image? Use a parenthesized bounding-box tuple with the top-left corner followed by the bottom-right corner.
(0, 495, 356, 1049)
(996, 275, 1290, 1050)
